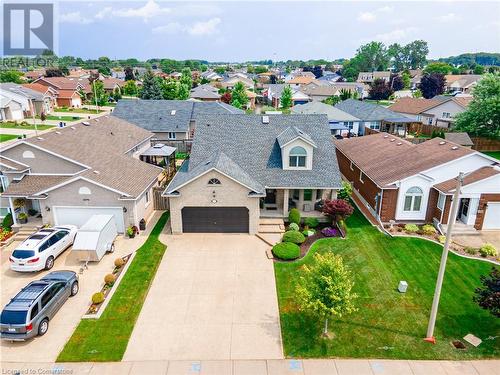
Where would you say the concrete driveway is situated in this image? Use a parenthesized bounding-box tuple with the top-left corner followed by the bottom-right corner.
(0, 212, 162, 362)
(124, 233, 283, 361)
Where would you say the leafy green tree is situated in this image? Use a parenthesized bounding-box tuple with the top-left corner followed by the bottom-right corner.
(177, 83, 190, 100)
(413, 89, 422, 98)
(339, 88, 356, 101)
(231, 98, 242, 109)
(90, 80, 107, 106)
(424, 62, 453, 75)
(124, 67, 135, 81)
(0, 70, 23, 83)
(180, 68, 193, 89)
(122, 80, 138, 96)
(454, 73, 500, 138)
(401, 71, 411, 89)
(296, 252, 357, 336)
(473, 65, 485, 75)
(356, 41, 390, 71)
(139, 70, 163, 100)
(473, 267, 500, 318)
(254, 65, 268, 74)
(162, 78, 179, 100)
(280, 85, 293, 109)
(323, 96, 341, 106)
(231, 82, 249, 108)
(112, 87, 122, 101)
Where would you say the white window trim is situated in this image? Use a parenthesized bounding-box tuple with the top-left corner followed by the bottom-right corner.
(168, 132, 176, 140)
(359, 171, 365, 183)
(437, 192, 445, 211)
(145, 190, 151, 208)
(349, 161, 354, 171)
(403, 187, 423, 212)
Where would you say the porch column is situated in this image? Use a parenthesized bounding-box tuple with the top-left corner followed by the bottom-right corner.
(311, 189, 317, 202)
(283, 189, 289, 215)
(298, 190, 304, 211)
(330, 189, 337, 199)
(8, 197, 17, 225)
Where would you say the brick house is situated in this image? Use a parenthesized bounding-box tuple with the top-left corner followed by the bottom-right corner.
(335, 133, 500, 232)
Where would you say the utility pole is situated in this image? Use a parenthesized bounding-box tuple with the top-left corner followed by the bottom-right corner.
(30, 98, 38, 136)
(425, 172, 464, 343)
(93, 79, 99, 114)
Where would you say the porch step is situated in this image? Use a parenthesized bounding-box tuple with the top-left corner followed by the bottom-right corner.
(12, 226, 39, 242)
(259, 218, 286, 225)
(258, 218, 285, 234)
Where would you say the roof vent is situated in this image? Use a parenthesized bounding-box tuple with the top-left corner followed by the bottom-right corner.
(390, 139, 395, 142)
(383, 135, 389, 138)
(37, 137, 43, 140)
(82, 121, 90, 126)
(262, 115, 269, 124)
(439, 141, 446, 145)
(451, 146, 458, 150)
(397, 142, 402, 145)
(93, 170, 100, 174)
(55, 131, 61, 134)
(154, 143, 165, 148)
(171, 110, 176, 116)
(71, 127, 76, 130)
(94, 118, 99, 122)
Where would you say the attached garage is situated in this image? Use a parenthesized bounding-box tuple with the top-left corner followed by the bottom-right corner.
(53, 206, 125, 233)
(482, 202, 500, 230)
(182, 207, 249, 233)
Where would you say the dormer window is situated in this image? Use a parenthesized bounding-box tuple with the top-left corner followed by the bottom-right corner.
(289, 146, 307, 167)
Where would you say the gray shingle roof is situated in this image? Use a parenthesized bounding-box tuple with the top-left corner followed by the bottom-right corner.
(166, 114, 342, 192)
(444, 132, 474, 146)
(0, 83, 45, 101)
(291, 102, 360, 122)
(112, 99, 243, 133)
(335, 99, 412, 122)
(276, 126, 316, 148)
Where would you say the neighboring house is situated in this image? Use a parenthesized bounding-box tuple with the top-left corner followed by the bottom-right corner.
(112, 99, 244, 144)
(190, 84, 221, 102)
(444, 74, 483, 93)
(300, 82, 367, 102)
(111, 70, 126, 80)
(284, 71, 316, 82)
(102, 78, 125, 94)
(335, 99, 412, 135)
(0, 116, 163, 232)
(0, 83, 51, 117)
(317, 71, 342, 83)
(22, 83, 57, 114)
(444, 132, 474, 148)
(291, 102, 361, 136)
(388, 97, 471, 127)
(265, 84, 310, 108)
(335, 133, 500, 231)
(33, 77, 86, 107)
(163, 114, 342, 234)
(408, 69, 423, 89)
(201, 70, 223, 81)
(24, 70, 45, 81)
(219, 75, 254, 90)
(357, 71, 391, 84)
(0, 95, 24, 121)
(286, 76, 317, 87)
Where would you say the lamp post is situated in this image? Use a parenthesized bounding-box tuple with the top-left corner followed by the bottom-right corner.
(425, 172, 464, 343)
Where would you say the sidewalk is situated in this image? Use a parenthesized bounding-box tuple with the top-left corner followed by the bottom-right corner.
(1, 359, 498, 375)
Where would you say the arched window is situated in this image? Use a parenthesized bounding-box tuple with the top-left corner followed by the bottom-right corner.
(208, 178, 221, 185)
(289, 146, 307, 167)
(404, 186, 423, 211)
(78, 186, 91, 195)
(22, 150, 35, 159)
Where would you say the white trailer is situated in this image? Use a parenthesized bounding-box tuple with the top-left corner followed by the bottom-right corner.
(72, 215, 118, 262)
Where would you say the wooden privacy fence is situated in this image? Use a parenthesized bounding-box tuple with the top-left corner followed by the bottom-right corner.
(407, 123, 437, 136)
(364, 127, 380, 136)
(152, 186, 169, 210)
(471, 137, 500, 151)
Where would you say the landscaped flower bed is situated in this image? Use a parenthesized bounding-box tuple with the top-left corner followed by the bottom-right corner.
(86, 254, 131, 315)
(0, 227, 13, 245)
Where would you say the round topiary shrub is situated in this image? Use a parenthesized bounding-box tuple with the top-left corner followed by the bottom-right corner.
(404, 224, 419, 233)
(104, 274, 116, 285)
(438, 235, 446, 244)
(272, 242, 300, 260)
(421, 224, 437, 235)
(288, 223, 300, 232)
(303, 229, 315, 237)
(2, 213, 13, 230)
(479, 243, 498, 257)
(91, 292, 105, 304)
(114, 258, 125, 267)
(304, 217, 319, 228)
(288, 208, 301, 225)
(282, 230, 306, 244)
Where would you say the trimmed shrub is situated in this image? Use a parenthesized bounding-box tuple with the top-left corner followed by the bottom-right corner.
(464, 247, 478, 255)
(288, 208, 301, 225)
(288, 223, 300, 232)
(27, 208, 38, 216)
(282, 230, 306, 244)
(114, 258, 125, 267)
(104, 274, 116, 285)
(304, 217, 319, 228)
(91, 292, 105, 304)
(438, 235, 446, 244)
(421, 224, 437, 235)
(479, 243, 498, 257)
(272, 242, 300, 260)
(302, 229, 315, 237)
(321, 227, 339, 237)
(404, 224, 419, 233)
(2, 213, 13, 230)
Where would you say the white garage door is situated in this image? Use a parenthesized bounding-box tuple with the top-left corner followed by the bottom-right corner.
(53, 206, 125, 233)
(11, 109, 24, 120)
(483, 202, 500, 230)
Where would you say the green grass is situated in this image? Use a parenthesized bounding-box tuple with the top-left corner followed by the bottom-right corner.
(57, 212, 170, 362)
(56, 107, 104, 114)
(37, 115, 82, 121)
(0, 134, 19, 142)
(484, 151, 500, 161)
(0, 122, 54, 131)
(275, 210, 499, 360)
(175, 152, 189, 160)
(364, 99, 394, 107)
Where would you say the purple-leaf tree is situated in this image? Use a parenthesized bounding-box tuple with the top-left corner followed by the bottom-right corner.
(322, 199, 354, 223)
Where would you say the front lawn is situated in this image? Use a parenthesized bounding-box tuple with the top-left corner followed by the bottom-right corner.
(57, 212, 169, 362)
(275, 210, 499, 359)
(56, 107, 104, 114)
(0, 122, 54, 131)
(37, 115, 82, 121)
(484, 151, 500, 161)
(0, 134, 19, 143)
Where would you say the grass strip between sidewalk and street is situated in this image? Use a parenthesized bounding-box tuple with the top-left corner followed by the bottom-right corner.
(57, 211, 170, 362)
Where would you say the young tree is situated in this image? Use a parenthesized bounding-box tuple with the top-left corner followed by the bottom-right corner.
(0, 70, 23, 83)
(280, 85, 293, 109)
(124, 66, 135, 81)
(391, 75, 405, 91)
(401, 71, 411, 89)
(122, 80, 138, 96)
(40, 112, 47, 122)
(221, 92, 232, 104)
(454, 73, 500, 138)
(323, 96, 341, 106)
(339, 88, 355, 101)
(231, 82, 249, 108)
(473, 65, 485, 75)
(162, 78, 179, 99)
(423, 62, 453, 75)
(231, 98, 242, 109)
(112, 87, 122, 101)
(177, 83, 190, 100)
(296, 252, 357, 336)
(139, 70, 163, 100)
(473, 267, 500, 318)
(322, 199, 354, 223)
(420, 73, 445, 98)
(45, 68, 65, 77)
(369, 78, 394, 100)
(180, 67, 193, 89)
(91, 80, 108, 106)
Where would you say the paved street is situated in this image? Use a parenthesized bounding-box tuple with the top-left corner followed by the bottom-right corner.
(1, 359, 499, 375)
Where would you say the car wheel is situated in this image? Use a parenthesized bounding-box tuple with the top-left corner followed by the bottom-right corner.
(45, 256, 54, 270)
(70, 281, 79, 296)
(38, 319, 49, 336)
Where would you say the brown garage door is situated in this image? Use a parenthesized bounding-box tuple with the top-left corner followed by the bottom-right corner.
(182, 207, 249, 233)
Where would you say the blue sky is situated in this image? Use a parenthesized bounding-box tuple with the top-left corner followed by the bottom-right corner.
(57, 1, 500, 61)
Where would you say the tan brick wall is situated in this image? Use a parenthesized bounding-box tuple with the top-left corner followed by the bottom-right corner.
(474, 194, 500, 230)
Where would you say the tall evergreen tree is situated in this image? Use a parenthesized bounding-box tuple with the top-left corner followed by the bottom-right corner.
(139, 70, 163, 100)
(180, 68, 193, 90)
(231, 82, 249, 108)
(280, 85, 293, 109)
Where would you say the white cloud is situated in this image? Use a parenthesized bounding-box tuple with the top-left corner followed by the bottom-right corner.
(60, 11, 93, 24)
(436, 13, 462, 23)
(377, 6, 394, 13)
(357, 12, 376, 22)
(113, 0, 171, 20)
(152, 22, 183, 35)
(95, 7, 112, 20)
(187, 18, 221, 36)
(371, 27, 419, 43)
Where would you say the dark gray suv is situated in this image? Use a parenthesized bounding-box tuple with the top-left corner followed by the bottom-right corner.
(0, 271, 79, 340)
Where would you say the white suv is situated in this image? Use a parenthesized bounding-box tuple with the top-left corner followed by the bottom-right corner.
(10, 226, 77, 272)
